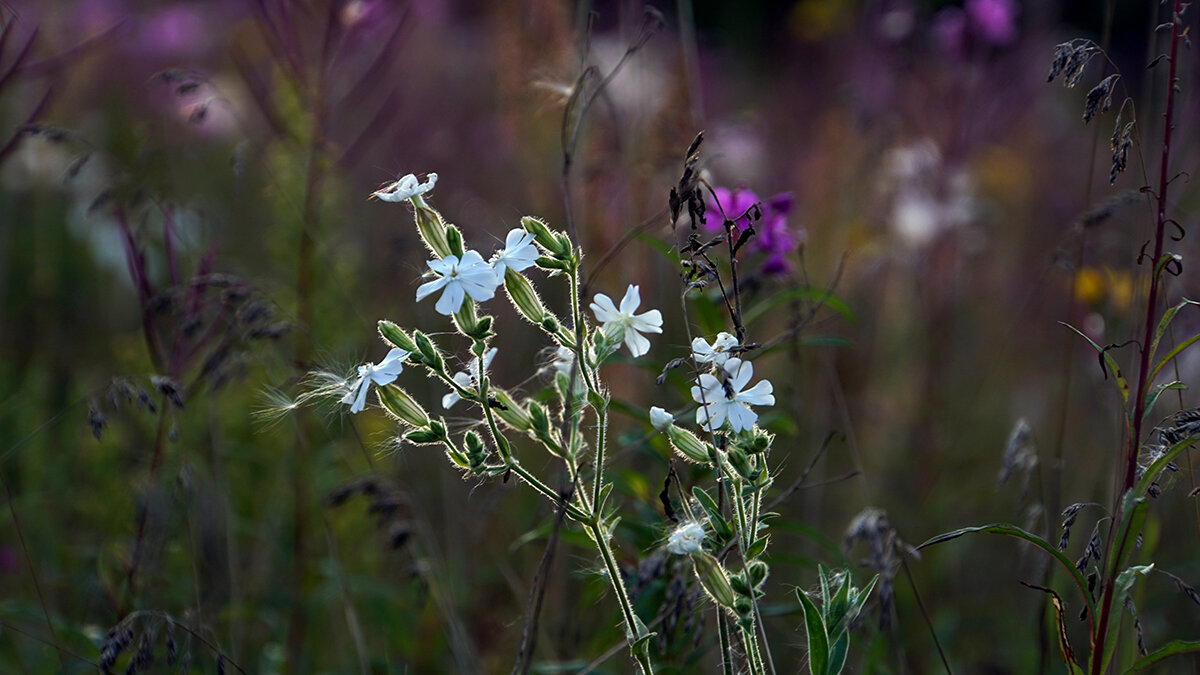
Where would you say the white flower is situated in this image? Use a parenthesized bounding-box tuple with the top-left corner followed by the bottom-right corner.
(666, 522, 705, 555)
(371, 172, 438, 202)
(649, 406, 674, 432)
(491, 228, 539, 276)
(341, 348, 410, 414)
(589, 285, 663, 357)
(691, 358, 774, 433)
(415, 250, 501, 316)
(692, 332, 739, 367)
(442, 347, 498, 409)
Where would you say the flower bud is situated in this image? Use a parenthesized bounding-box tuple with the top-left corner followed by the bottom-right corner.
(445, 226, 465, 258)
(727, 447, 758, 481)
(376, 384, 430, 427)
(413, 331, 445, 372)
(667, 425, 710, 464)
(529, 400, 551, 437)
(504, 268, 545, 324)
(412, 196, 451, 258)
(649, 406, 674, 432)
(746, 560, 769, 589)
(691, 551, 735, 610)
(491, 389, 532, 431)
(378, 320, 418, 353)
(521, 215, 566, 256)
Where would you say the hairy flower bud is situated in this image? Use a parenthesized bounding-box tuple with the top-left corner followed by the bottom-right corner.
(521, 215, 566, 257)
(378, 320, 418, 353)
(491, 389, 532, 432)
(412, 195, 452, 258)
(667, 425, 711, 464)
(376, 384, 430, 427)
(504, 268, 545, 324)
(692, 551, 735, 610)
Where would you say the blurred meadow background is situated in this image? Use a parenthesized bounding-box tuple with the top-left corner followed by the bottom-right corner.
(1, 0, 1199, 672)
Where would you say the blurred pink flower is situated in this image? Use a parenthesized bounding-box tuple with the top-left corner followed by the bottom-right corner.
(134, 5, 209, 57)
(705, 188, 802, 276)
(967, 0, 1018, 45)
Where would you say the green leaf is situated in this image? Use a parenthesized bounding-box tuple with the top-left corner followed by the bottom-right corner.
(918, 523, 1096, 632)
(827, 568, 853, 636)
(1060, 322, 1130, 406)
(798, 588, 830, 675)
(1123, 640, 1200, 673)
(744, 536, 769, 561)
(1143, 381, 1186, 420)
(828, 631, 849, 675)
(1148, 298, 1200, 366)
(1148, 332, 1200, 386)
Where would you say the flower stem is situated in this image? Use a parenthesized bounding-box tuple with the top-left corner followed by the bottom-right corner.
(585, 520, 654, 674)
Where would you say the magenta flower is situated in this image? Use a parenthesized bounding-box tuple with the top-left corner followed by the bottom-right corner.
(966, 0, 1018, 46)
(705, 187, 801, 276)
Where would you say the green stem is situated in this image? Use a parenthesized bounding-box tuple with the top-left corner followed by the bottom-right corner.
(586, 521, 654, 674)
(717, 611, 735, 675)
(592, 403, 608, 510)
(507, 461, 588, 522)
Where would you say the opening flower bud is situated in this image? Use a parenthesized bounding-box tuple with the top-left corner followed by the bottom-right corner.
(412, 196, 452, 258)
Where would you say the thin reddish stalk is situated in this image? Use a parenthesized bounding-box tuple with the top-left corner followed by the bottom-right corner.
(1091, 3, 1182, 672)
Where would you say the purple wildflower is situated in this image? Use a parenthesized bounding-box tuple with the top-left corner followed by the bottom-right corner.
(705, 187, 802, 276)
(966, 0, 1018, 46)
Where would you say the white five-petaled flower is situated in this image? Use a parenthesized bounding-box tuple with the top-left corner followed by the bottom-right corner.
(416, 250, 501, 316)
(589, 285, 663, 357)
(371, 173, 438, 202)
(649, 406, 674, 432)
(341, 348, 410, 414)
(491, 228, 539, 276)
(692, 332, 739, 367)
(666, 522, 706, 555)
(442, 347, 498, 409)
(691, 358, 775, 433)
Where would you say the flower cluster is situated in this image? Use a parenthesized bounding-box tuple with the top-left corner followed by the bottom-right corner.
(703, 186, 802, 276)
(414, 231, 538, 317)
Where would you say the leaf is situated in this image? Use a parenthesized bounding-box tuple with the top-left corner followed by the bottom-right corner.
(1148, 332, 1200, 386)
(744, 536, 769, 561)
(798, 588, 830, 675)
(1123, 640, 1200, 673)
(1060, 322, 1130, 406)
(1021, 582, 1084, 674)
(918, 523, 1096, 632)
(1143, 381, 1186, 420)
(1148, 298, 1200, 365)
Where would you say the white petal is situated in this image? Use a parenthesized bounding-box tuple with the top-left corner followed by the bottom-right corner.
(630, 309, 663, 334)
(692, 337, 714, 361)
(737, 380, 775, 407)
(435, 282, 465, 315)
(725, 403, 757, 433)
(727, 358, 753, 392)
(416, 276, 449, 302)
(427, 255, 458, 276)
(619, 285, 642, 314)
(351, 376, 371, 413)
(624, 329, 650, 357)
(442, 391, 460, 408)
(590, 293, 619, 324)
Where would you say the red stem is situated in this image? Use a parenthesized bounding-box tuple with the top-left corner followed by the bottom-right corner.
(1091, 3, 1182, 672)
